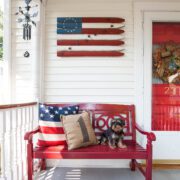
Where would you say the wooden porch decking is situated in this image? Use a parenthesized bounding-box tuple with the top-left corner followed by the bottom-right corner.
(35, 167, 180, 180)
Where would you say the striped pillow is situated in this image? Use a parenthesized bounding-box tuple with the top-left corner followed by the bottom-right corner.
(38, 104, 79, 147)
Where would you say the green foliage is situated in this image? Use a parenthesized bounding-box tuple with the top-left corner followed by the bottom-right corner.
(0, 36, 3, 60)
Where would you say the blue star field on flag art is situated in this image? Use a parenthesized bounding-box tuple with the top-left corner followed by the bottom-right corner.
(57, 17, 82, 34)
(39, 104, 79, 122)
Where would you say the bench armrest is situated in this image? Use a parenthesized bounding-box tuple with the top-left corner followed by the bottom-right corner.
(24, 126, 40, 142)
(135, 124, 156, 142)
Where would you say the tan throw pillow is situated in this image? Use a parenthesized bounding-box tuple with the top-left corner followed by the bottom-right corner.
(62, 111, 98, 150)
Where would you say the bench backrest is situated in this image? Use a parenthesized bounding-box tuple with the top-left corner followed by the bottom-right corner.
(47, 103, 136, 142)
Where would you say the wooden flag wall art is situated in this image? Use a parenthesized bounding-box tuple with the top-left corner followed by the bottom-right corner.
(56, 17, 125, 57)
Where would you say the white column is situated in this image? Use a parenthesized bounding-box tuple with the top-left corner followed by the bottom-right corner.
(31, 2, 41, 102)
(3, 0, 12, 103)
(39, 1, 46, 102)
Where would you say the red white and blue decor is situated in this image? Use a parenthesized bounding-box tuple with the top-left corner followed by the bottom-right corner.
(56, 17, 125, 57)
(38, 104, 79, 146)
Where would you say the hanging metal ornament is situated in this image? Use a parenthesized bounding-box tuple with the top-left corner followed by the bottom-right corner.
(23, 23, 32, 40)
(24, 51, 30, 58)
(15, 0, 42, 56)
(15, 0, 40, 40)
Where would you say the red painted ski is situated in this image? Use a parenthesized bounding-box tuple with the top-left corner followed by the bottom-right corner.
(57, 40, 124, 46)
(56, 17, 125, 23)
(57, 51, 124, 57)
(81, 17, 125, 23)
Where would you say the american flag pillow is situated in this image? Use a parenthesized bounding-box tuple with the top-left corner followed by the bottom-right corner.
(38, 104, 79, 146)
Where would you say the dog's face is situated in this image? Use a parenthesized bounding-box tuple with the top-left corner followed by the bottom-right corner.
(112, 124, 123, 133)
(111, 118, 125, 133)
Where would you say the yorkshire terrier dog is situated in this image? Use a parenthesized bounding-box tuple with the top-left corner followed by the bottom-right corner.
(99, 118, 127, 149)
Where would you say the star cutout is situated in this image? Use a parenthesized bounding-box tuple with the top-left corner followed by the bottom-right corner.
(40, 113, 44, 117)
(45, 109, 49, 113)
(40, 104, 45, 108)
(50, 114, 55, 118)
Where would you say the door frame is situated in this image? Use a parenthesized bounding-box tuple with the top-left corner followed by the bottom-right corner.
(134, 2, 180, 159)
(143, 11, 180, 131)
(134, 2, 180, 128)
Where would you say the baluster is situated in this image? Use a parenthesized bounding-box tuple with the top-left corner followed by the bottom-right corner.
(22, 108, 27, 179)
(24, 107, 30, 179)
(4, 110, 12, 180)
(12, 109, 18, 180)
(17, 108, 23, 180)
(0, 111, 6, 179)
(29, 106, 33, 131)
(33, 104, 38, 128)
(26, 107, 30, 132)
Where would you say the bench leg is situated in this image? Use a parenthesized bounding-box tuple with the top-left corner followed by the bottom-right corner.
(146, 141, 153, 180)
(27, 143, 33, 180)
(146, 157, 152, 180)
(40, 159, 46, 170)
(129, 159, 136, 171)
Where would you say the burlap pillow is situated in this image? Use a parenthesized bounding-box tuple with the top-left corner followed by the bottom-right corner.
(62, 111, 98, 150)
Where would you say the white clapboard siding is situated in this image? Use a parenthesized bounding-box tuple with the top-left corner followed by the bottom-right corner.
(45, 59, 133, 67)
(45, 81, 134, 89)
(45, 67, 133, 74)
(45, 74, 134, 82)
(45, 88, 134, 96)
(46, 53, 133, 60)
(15, 58, 32, 65)
(44, 96, 134, 104)
(46, 2, 132, 10)
(44, 0, 134, 103)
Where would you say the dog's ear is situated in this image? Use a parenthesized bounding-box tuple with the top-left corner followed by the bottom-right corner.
(111, 120, 116, 128)
(120, 119, 125, 126)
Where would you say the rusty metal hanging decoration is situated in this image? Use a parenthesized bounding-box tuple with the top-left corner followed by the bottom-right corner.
(15, 0, 39, 40)
(15, 0, 42, 57)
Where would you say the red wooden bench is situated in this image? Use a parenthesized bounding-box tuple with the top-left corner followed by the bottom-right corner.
(24, 103, 156, 180)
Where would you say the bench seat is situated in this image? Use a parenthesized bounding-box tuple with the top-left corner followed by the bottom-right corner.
(34, 140, 146, 159)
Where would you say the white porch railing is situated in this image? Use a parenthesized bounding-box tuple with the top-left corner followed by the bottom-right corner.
(0, 102, 38, 180)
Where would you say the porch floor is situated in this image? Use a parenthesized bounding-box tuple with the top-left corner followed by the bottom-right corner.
(34, 167, 180, 180)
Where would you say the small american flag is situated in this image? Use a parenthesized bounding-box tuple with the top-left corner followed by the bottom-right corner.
(57, 17, 125, 57)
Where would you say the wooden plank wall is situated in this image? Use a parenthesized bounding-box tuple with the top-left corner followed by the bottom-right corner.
(44, 0, 134, 103)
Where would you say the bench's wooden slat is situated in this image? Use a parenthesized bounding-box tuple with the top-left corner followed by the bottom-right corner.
(33, 141, 146, 159)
